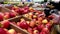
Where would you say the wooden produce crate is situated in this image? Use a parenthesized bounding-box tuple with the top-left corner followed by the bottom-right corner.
(0, 7, 19, 21)
(0, 20, 23, 34)
(0, 16, 30, 34)
(8, 16, 30, 34)
(0, 6, 11, 12)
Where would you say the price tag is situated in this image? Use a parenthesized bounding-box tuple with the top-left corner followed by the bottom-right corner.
(33, 7, 45, 10)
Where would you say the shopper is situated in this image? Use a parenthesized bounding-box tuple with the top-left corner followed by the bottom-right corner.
(44, 1, 60, 17)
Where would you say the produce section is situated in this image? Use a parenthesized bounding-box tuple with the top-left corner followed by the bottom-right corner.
(0, 0, 60, 34)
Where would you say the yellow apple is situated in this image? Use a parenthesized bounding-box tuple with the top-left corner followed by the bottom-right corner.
(42, 19, 48, 24)
(8, 29, 17, 34)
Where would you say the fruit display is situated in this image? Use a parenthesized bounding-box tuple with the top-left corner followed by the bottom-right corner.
(0, 4, 59, 34)
(8, 14, 54, 34)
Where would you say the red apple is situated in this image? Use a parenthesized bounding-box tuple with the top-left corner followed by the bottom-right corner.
(0, 28, 8, 34)
(33, 27, 38, 30)
(4, 28, 9, 34)
(15, 8, 21, 14)
(38, 17, 43, 21)
(9, 12, 16, 18)
(41, 28, 50, 34)
(37, 24, 44, 31)
(4, 12, 10, 19)
(18, 21, 29, 29)
(27, 27, 33, 34)
(23, 10, 28, 14)
(0, 13, 4, 21)
(1, 20, 10, 28)
(14, 8, 23, 15)
(40, 31, 46, 34)
(29, 20, 36, 28)
(11, 10, 18, 15)
(19, 8, 24, 14)
(48, 15, 54, 19)
(45, 23, 52, 30)
(37, 11, 42, 14)
(24, 6, 29, 10)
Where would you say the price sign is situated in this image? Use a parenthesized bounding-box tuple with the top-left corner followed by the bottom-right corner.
(22, 0, 26, 2)
(33, 7, 45, 10)
(27, 0, 32, 2)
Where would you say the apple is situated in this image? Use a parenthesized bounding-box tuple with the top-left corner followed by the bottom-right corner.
(29, 20, 36, 28)
(0, 13, 4, 21)
(45, 23, 52, 30)
(24, 14, 29, 18)
(33, 27, 38, 31)
(27, 27, 33, 34)
(23, 10, 28, 14)
(11, 10, 18, 15)
(0, 28, 8, 34)
(29, 7, 34, 12)
(18, 21, 29, 29)
(41, 28, 50, 34)
(1, 20, 10, 28)
(36, 21, 41, 26)
(33, 30, 39, 34)
(35, 12, 39, 15)
(4, 12, 10, 19)
(37, 11, 42, 14)
(40, 31, 46, 34)
(42, 19, 48, 24)
(37, 24, 44, 31)
(4, 28, 9, 34)
(48, 15, 54, 19)
(19, 8, 24, 14)
(12, 6, 18, 10)
(33, 15, 37, 19)
(15, 8, 21, 14)
(24, 6, 29, 10)
(8, 29, 17, 34)
(38, 17, 43, 21)
(26, 21, 30, 25)
(17, 22, 20, 26)
(9, 12, 16, 18)
(28, 13, 33, 19)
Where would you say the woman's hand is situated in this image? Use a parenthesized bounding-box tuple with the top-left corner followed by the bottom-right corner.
(51, 13, 60, 24)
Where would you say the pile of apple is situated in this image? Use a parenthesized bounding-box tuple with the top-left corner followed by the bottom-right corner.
(23, 11, 45, 20)
(0, 11, 17, 21)
(0, 6, 34, 21)
(11, 6, 34, 15)
(0, 20, 21, 34)
(10, 15, 53, 34)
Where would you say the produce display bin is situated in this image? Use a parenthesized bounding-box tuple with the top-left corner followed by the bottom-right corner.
(3, 15, 56, 34)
